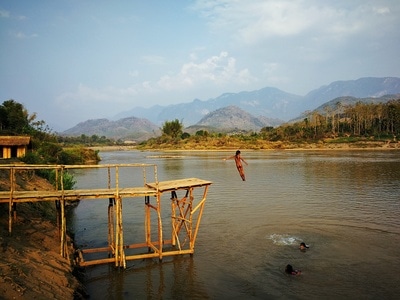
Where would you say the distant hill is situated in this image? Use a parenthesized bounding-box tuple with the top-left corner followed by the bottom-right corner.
(63, 77, 400, 140)
(301, 77, 400, 110)
(114, 87, 302, 126)
(187, 105, 278, 133)
(290, 93, 400, 123)
(62, 117, 160, 141)
(114, 77, 400, 126)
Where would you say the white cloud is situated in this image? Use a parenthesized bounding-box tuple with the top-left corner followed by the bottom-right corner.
(128, 70, 139, 78)
(0, 8, 26, 20)
(141, 55, 166, 65)
(373, 6, 390, 15)
(56, 84, 139, 110)
(193, 0, 397, 44)
(157, 51, 255, 90)
(0, 9, 10, 18)
(13, 31, 38, 39)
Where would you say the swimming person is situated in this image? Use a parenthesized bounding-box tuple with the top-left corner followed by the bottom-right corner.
(285, 264, 301, 275)
(224, 150, 248, 181)
(299, 242, 309, 251)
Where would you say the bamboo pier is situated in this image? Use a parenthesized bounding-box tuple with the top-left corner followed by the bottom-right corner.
(0, 164, 212, 268)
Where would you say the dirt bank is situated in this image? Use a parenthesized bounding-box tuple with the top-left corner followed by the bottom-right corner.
(0, 170, 86, 299)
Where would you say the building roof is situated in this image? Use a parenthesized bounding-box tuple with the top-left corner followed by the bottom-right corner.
(0, 136, 31, 146)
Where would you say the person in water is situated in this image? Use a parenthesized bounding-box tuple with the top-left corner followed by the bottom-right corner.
(224, 150, 248, 181)
(285, 264, 301, 275)
(299, 242, 309, 251)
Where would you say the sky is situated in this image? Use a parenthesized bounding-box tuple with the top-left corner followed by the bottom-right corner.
(1, 0, 399, 131)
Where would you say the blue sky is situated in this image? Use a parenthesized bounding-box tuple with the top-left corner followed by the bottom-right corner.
(1, 0, 399, 131)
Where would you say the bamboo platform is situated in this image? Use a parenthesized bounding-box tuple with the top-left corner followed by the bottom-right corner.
(0, 164, 212, 268)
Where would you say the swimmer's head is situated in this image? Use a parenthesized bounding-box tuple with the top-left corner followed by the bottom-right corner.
(299, 242, 309, 250)
(285, 264, 294, 274)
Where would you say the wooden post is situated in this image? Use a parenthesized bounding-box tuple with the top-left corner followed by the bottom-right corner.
(107, 167, 111, 189)
(56, 200, 61, 240)
(188, 188, 194, 252)
(8, 168, 15, 234)
(60, 167, 67, 258)
(108, 198, 115, 257)
(157, 192, 163, 260)
(145, 196, 151, 251)
(114, 166, 126, 268)
(171, 191, 177, 247)
(191, 185, 209, 249)
(55, 168, 61, 240)
(115, 195, 125, 268)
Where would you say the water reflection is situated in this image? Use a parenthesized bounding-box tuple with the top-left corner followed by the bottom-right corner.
(162, 157, 184, 176)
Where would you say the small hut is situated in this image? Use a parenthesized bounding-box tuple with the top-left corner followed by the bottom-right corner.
(0, 136, 31, 159)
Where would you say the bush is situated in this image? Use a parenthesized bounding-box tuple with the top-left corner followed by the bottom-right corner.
(47, 169, 76, 190)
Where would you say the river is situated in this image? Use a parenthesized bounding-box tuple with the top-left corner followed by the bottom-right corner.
(69, 150, 400, 299)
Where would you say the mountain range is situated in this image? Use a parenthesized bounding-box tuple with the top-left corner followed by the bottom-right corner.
(62, 77, 400, 140)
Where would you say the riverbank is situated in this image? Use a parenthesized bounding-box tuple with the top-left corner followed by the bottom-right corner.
(0, 172, 86, 299)
(88, 140, 400, 152)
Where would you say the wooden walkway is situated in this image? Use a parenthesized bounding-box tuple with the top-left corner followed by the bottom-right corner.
(0, 164, 212, 268)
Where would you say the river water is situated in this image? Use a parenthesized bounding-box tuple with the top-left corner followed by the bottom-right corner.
(69, 150, 400, 299)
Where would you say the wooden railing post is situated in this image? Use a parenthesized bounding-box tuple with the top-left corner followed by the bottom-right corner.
(8, 167, 15, 234)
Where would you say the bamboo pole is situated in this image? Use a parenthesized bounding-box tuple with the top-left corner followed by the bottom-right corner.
(8, 168, 15, 234)
(191, 185, 209, 249)
(60, 167, 66, 258)
(108, 198, 115, 257)
(171, 192, 177, 247)
(116, 196, 125, 268)
(107, 167, 111, 189)
(145, 196, 151, 250)
(156, 192, 163, 260)
(114, 196, 120, 267)
(188, 188, 194, 251)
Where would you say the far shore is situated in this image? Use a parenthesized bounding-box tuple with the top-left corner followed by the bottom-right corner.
(87, 142, 400, 152)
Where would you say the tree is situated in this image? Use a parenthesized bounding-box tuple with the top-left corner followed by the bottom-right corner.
(161, 119, 183, 139)
(0, 99, 30, 133)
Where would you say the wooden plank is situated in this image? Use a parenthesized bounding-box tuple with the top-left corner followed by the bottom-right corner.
(146, 178, 212, 192)
(0, 187, 158, 203)
(0, 178, 211, 203)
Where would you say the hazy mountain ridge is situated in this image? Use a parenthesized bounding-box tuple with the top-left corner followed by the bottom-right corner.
(195, 106, 277, 131)
(291, 93, 400, 123)
(63, 77, 400, 140)
(115, 87, 301, 126)
(302, 77, 400, 110)
(62, 116, 160, 141)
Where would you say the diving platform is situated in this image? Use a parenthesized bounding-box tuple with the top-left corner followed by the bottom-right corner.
(0, 164, 212, 268)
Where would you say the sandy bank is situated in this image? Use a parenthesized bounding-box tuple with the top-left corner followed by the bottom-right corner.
(0, 173, 86, 299)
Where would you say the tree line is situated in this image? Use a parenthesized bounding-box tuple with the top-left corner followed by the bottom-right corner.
(263, 99, 400, 142)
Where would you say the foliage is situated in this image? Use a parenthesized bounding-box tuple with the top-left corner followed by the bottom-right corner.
(57, 134, 114, 146)
(0, 99, 30, 133)
(161, 119, 183, 139)
(47, 169, 77, 190)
